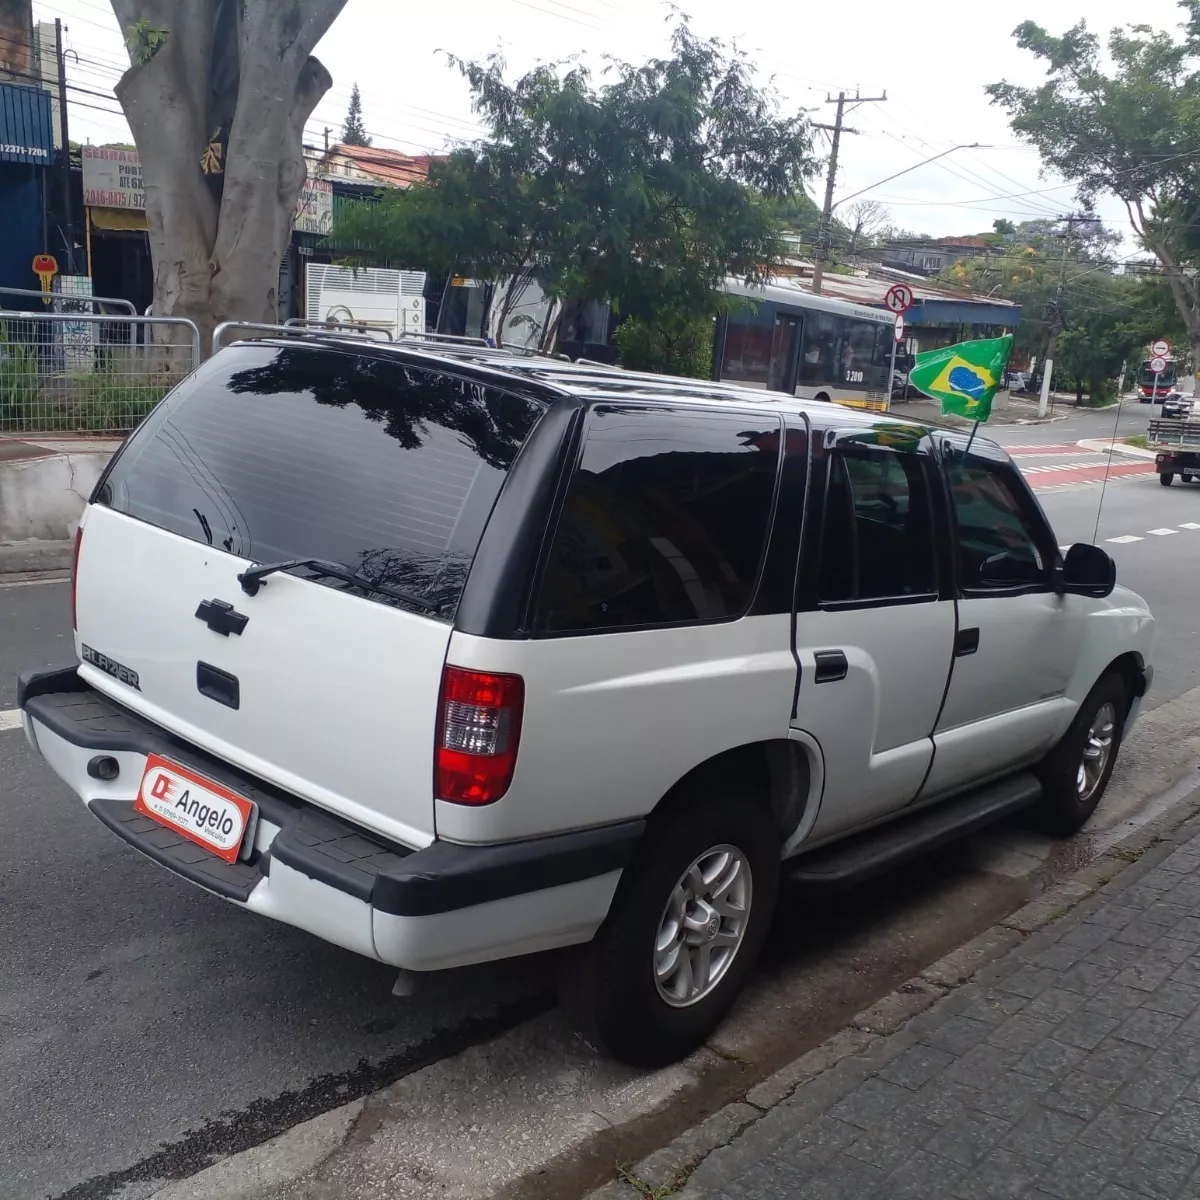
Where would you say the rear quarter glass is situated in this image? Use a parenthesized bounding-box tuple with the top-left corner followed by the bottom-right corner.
(93, 344, 547, 619)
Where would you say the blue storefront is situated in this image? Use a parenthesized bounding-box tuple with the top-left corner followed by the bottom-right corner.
(0, 79, 54, 295)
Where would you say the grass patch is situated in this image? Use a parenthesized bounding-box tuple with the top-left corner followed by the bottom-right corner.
(616, 1164, 693, 1199)
(1110, 846, 1145, 864)
(1125, 434, 1149, 449)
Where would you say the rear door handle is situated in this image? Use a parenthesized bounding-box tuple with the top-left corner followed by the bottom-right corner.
(955, 628, 980, 657)
(197, 661, 240, 710)
(813, 650, 849, 684)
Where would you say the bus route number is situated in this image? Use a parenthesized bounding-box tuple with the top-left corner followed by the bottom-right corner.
(845, 370, 864, 384)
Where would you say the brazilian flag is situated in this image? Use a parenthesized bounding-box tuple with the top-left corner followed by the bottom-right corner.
(908, 335, 1014, 422)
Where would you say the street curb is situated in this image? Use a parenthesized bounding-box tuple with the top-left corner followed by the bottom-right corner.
(586, 778, 1200, 1200)
(0, 539, 73, 575)
(1077, 438, 1159, 462)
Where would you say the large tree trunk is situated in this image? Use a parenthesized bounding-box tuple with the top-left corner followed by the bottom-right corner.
(111, 0, 345, 354)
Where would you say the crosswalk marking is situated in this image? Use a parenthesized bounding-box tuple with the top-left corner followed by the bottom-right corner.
(0, 710, 21, 733)
(1108, 535, 1143, 544)
(1181, 523, 1200, 531)
(1148, 528, 1178, 536)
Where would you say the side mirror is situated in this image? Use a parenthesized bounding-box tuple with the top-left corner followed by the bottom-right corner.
(1060, 543, 1116, 598)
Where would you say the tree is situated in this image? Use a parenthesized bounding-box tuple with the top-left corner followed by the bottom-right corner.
(838, 200, 889, 256)
(342, 82, 371, 147)
(110, 1, 348, 348)
(987, 4, 1200, 369)
(334, 20, 817, 351)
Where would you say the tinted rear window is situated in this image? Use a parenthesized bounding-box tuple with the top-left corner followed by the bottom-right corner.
(536, 406, 782, 634)
(96, 344, 546, 617)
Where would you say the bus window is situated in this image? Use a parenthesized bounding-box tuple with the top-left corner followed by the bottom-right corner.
(798, 312, 837, 387)
(838, 322, 891, 391)
(721, 309, 774, 385)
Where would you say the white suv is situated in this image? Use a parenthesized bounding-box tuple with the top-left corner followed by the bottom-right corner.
(19, 339, 1154, 1065)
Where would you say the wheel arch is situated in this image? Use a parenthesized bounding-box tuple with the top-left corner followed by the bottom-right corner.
(1103, 650, 1148, 705)
(649, 739, 814, 841)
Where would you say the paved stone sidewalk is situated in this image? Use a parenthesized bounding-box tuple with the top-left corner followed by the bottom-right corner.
(672, 827, 1200, 1200)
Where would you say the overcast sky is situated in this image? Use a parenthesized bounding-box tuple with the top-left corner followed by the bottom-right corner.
(34, 0, 1192, 254)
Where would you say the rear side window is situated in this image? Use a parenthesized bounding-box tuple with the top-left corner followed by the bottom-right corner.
(818, 450, 937, 603)
(95, 345, 545, 617)
(536, 407, 782, 634)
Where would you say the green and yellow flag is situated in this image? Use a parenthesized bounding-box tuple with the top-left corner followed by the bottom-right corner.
(908, 334, 1014, 422)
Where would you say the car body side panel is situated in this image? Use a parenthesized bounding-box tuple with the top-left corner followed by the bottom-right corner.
(435, 615, 797, 844)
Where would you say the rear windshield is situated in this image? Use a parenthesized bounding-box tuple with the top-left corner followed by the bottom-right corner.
(95, 344, 546, 617)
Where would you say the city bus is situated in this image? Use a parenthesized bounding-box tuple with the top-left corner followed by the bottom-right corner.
(1137, 355, 1177, 402)
(713, 279, 898, 409)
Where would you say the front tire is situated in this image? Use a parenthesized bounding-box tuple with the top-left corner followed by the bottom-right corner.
(1161, 473, 1174, 487)
(560, 789, 780, 1066)
(1032, 673, 1127, 837)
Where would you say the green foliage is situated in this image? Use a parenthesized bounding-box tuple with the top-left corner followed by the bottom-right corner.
(0, 325, 171, 433)
(0, 336, 38, 427)
(342, 83, 371, 147)
(940, 219, 1179, 395)
(124, 20, 169, 65)
(987, 4, 1200, 358)
(614, 313, 714, 378)
(333, 17, 817, 349)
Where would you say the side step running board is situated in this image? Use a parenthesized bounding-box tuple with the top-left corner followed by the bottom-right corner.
(785, 773, 1042, 890)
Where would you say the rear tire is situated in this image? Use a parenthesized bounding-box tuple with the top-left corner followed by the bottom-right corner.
(559, 788, 780, 1066)
(1161, 473, 1174, 487)
(1031, 673, 1127, 837)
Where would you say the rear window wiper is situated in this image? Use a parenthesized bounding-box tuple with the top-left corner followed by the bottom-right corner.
(237, 557, 439, 614)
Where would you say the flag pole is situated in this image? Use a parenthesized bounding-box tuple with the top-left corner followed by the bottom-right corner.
(965, 419, 981, 454)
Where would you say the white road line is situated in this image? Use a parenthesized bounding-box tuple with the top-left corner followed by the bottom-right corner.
(1148, 528, 1179, 536)
(1182, 523, 1200, 531)
(0, 710, 21, 733)
(1108, 535, 1144, 544)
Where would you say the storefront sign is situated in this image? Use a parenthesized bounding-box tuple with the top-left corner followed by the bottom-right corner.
(0, 81, 54, 166)
(82, 146, 145, 209)
(294, 177, 333, 235)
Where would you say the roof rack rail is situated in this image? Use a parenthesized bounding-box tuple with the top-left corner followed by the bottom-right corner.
(212, 321, 392, 353)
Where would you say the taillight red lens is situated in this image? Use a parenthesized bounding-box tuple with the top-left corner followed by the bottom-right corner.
(435, 666, 524, 805)
(69, 525, 83, 631)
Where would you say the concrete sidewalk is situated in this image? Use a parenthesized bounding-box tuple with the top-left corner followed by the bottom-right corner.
(601, 813, 1200, 1200)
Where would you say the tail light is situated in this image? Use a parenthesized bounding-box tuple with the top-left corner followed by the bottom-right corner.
(435, 666, 524, 805)
(69, 525, 83, 631)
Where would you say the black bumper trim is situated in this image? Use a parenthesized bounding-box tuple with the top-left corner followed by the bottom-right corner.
(21, 669, 645, 916)
(90, 797, 262, 901)
(373, 820, 645, 917)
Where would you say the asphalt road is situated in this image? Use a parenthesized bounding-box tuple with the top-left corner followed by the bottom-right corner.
(2, 420, 1197, 1200)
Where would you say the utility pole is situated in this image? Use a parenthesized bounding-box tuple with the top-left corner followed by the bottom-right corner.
(54, 20, 74, 274)
(811, 89, 887, 295)
(1037, 213, 1101, 418)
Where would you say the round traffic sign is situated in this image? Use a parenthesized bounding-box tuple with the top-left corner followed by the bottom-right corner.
(884, 283, 914, 314)
(1152, 340, 1170, 357)
(894, 315, 905, 342)
(1150, 355, 1168, 374)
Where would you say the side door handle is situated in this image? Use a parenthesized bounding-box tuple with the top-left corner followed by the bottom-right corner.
(813, 650, 849, 684)
(955, 627, 980, 657)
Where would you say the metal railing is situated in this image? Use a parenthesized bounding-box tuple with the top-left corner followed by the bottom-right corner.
(0, 286, 137, 316)
(0, 311, 201, 437)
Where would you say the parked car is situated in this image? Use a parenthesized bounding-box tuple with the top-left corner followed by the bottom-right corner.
(1160, 391, 1195, 420)
(1004, 370, 1034, 394)
(18, 339, 1155, 1066)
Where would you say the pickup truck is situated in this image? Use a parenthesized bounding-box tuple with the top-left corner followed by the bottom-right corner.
(1149, 415, 1200, 485)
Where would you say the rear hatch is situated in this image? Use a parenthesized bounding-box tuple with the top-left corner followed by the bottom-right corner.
(75, 342, 546, 847)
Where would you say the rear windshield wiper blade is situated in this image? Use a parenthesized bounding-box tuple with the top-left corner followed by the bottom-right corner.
(237, 557, 439, 613)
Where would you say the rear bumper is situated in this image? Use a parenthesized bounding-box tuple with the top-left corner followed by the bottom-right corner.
(19, 667, 639, 971)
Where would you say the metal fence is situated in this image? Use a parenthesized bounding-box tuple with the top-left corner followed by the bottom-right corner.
(0, 311, 200, 438)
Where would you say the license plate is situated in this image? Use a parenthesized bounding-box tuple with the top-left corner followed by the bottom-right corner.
(135, 755, 257, 864)
(1183, 468, 1200, 478)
